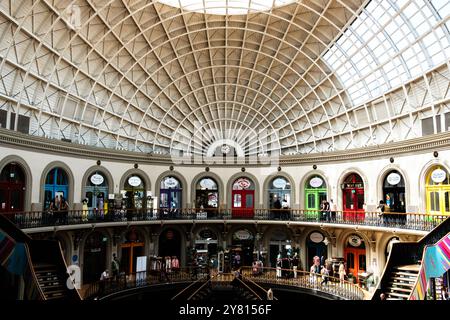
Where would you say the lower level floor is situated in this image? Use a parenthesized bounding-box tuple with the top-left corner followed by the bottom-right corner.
(26, 223, 422, 288)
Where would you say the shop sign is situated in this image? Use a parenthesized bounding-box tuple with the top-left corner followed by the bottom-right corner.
(235, 178, 251, 190)
(128, 176, 142, 187)
(199, 229, 214, 240)
(309, 232, 324, 243)
(233, 229, 253, 240)
(309, 177, 323, 188)
(431, 169, 446, 183)
(90, 174, 104, 185)
(200, 178, 216, 190)
(387, 172, 401, 185)
(273, 178, 287, 189)
(348, 235, 362, 247)
(164, 177, 179, 189)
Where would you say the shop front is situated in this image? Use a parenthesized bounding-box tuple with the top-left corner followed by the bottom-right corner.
(83, 232, 108, 284)
(44, 167, 69, 210)
(84, 171, 109, 214)
(194, 228, 219, 268)
(342, 173, 365, 221)
(306, 231, 328, 268)
(425, 166, 450, 215)
(0, 163, 25, 212)
(122, 175, 152, 219)
(268, 177, 291, 220)
(383, 170, 406, 223)
(231, 229, 254, 267)
(195, 177, 219, 217)
(120, 228, 144, 275)
(231, 177, 255, 218)
(158, 228, 181, 262)
(305, 175, 327, 219)
(344, 234, 366, 284)
(160, 176, 182, 217)
(269, 229, 293, 268)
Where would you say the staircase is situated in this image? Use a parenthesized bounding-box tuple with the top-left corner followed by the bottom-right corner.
(386, 265, 420, 300)
(34, 263, 68, 300)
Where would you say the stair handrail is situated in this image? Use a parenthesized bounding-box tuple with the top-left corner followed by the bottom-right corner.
(23, 242, 46, 300)
(55, 240, 83, 300)
(408, 231, 450, 300)
(240, 274, 278, 300)
(235, 277, 262, 300)
(186, 274, 218, 300)
(171, 272, 207, 301)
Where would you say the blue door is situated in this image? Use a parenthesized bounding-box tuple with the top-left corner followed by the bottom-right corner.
(44, 168, 69, 210)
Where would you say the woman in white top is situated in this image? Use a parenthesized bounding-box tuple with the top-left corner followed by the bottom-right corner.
(339, 262, 346, 284)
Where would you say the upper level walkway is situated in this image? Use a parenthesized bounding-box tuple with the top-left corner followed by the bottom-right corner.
(3, 208, 445, 235)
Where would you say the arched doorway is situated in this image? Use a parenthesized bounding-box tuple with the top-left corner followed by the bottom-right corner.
(305, 175, 327, 219)
(344, 234, 366, 283)
(83, 232, 108, 284)
(158, 229, 181, 262)
(84, 171, 109, 212)
(0, 163, 25, 212)
(269, 229, 293, 268)
(231, 177, 255, 218)
(120, 228, 145, 275)
(194, 228, 219, 268)
(268, 177, 291, 219)
(123, 174, 146, 210)
(306, 231, 328, 269)
(231, 229, 254, 267)
(195, 177, 219, 217)
(342, 173, 365, 221)
(160, 176, 182, 217)
(425, 166, 450, 215)
(44, 168, 69, 210)
(383, 170, 406, 224)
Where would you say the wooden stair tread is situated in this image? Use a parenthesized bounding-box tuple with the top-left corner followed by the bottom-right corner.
(395, 265, 421, 272)
(387, 292, 410, 298)
(387, 287, 412, 293)
(391, 276, 417, 282)
(393, 271, 418, 276)
(389, 282, 415, 287)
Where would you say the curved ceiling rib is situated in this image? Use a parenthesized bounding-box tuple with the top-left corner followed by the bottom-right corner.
(0, 0, 449, 158)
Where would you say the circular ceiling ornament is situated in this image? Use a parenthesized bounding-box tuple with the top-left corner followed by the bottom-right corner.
(221, 144, 231, 154)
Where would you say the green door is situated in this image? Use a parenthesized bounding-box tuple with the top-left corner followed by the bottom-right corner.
(305, 189, 327, 220)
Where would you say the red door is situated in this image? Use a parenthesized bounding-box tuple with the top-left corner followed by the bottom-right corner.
(343, 188, 364, 221)
(232, 190, 254, 218)
(344, 247, 366, 283)
(0, 164, 25, 213)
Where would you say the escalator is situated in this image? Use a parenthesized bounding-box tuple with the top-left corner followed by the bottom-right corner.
(0, 214, 82, 300)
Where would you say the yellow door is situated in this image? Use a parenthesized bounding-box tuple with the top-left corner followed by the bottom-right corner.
(426, 186, 450, 215)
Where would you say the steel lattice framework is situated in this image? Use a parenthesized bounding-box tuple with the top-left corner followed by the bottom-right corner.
(0, 0, 449, 158)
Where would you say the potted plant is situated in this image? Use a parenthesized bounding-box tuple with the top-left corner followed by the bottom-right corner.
(347, 273, 354, 283)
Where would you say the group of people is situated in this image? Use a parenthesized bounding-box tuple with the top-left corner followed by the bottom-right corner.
(272, 198, 291, 220)
(276, 252, 300, 279)
(47, 195, 70, 224)
(309, 256, 347, 285)
(319, 199, 337, 222)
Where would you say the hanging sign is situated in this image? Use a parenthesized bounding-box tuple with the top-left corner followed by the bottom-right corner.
(164, 177, 179, 189)
(348, 235, 362, 247)
(387, 172, 401, 185)
(200, 178, 216, 189)
(235, 178, 251, 190)
(309, 232, 324, 243)
(273, 178, 287, 189)
(128, 176, 142, 187)
(309, 177, 323, 188)
(90, 174, 104, 185)
(431, 169, 446, 183)
(233, 229, 253, 240)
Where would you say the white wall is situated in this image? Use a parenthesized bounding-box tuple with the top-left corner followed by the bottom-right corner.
(1, 144, 449, 212)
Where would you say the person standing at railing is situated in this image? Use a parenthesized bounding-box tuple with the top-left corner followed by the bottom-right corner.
(330, 199, 337, 222)
(82, 198, 89, 222)
(320, 200, 327, 222)
(320, 266, 329, 286)
(339, 262, 346, 284)
(282, 199, 290, 220)
(276, 252, 282, 278)
(111, 253, 120, 279)
(292, 253, 299, 278)
(377, 200, 385, 225)
(273, 198, 282, 220)
(60, 196, 69, 225)
(100, 269, 109, 294)
(310, 256, 321, 285)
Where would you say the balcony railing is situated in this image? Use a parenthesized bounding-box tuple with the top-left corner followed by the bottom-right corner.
(2, 208, 447, 231)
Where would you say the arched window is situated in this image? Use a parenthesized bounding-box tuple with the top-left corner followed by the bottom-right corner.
(425, 166, 450, 214)
(44, 167, 69, 210)
(0, 163, 26, 212)
(268, 177, 291, 210)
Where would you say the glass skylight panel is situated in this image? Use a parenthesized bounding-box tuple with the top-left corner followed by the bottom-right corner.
(158, 0, 297, 15)
(323, 0, 450, 106)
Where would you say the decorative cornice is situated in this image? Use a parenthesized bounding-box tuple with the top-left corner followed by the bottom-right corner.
(0, 128, 449, 166)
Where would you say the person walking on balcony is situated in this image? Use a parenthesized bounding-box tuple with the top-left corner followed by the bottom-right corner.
(111, 253, 120, 278)
(60, 196, 69, 224)
(377, 200, 386, 225)
(273, 198, 282, 220)
(320, 200, 327, 221)
(276, 252, 282, 278)
(282, 199, 290, 220)
(320, 266, 329, 286)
